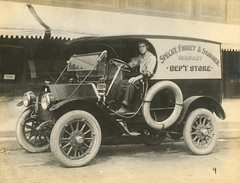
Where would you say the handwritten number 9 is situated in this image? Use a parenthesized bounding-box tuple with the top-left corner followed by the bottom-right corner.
(213, 167, 217, 174)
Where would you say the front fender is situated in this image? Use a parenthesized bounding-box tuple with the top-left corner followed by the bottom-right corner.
(49, 97, 98, 112)
(49, 99, 77, 111)
(48, 99, 122, 137)
(177, 96, 226, 124)
(18, 106, 35, 125)
(49, 99, 99, 122)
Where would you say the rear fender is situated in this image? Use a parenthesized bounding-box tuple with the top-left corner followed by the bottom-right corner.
(177, 96, 226, 124)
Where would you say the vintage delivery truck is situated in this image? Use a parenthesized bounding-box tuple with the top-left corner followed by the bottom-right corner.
(16, 35, 226, 167)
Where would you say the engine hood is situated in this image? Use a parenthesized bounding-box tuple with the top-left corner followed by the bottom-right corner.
(43, 83, 99, 101)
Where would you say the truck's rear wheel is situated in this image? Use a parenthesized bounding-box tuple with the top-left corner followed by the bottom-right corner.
(183, 108, 218, 155)
(50, 110, 101, 167)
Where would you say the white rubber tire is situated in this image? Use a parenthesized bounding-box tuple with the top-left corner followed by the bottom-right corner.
(183, 108, 218, 155)
(50, 110, 102, 167)
(16, 108, 50, 153)
(142, 81, 183, 130)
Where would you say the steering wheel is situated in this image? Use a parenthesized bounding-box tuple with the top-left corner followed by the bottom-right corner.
(110, 58, 132, 72)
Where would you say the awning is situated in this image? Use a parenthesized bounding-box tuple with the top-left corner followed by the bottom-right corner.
(0, 1, 96, 39)
(1, 1, 240, 50)
(0, 1, 44, 38)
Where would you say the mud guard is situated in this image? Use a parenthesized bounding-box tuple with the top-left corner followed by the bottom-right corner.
(49, 99, 78, 111)
(176, 96, 226, 124)
(49, 97, 98, 112)
(142, 81, 183, 130)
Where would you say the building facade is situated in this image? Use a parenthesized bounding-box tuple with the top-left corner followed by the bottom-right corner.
(0, 0, 240, 97)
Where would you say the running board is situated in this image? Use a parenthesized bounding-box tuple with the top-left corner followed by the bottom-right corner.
(109, 112, 136, 116)
(116, 119, 140, 136)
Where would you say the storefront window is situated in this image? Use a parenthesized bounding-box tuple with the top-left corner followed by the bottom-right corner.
(0, 46, 24, 83)
(223, 50, 240, 98)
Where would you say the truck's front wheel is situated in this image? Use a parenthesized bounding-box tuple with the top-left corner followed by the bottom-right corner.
(16, 108, 50, 153)
(50, 110, 102, 167)
(183, 108, 218, 155)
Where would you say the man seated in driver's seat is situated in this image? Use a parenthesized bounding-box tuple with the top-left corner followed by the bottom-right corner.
(112, 40, 157, 114)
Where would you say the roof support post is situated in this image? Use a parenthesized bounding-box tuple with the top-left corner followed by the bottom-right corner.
(27, 4, 51, 39)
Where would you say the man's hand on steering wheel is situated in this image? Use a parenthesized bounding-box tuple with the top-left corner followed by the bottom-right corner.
(110, 58, 132, 72)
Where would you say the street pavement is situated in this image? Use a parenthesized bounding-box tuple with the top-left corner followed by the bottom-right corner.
(0, 97, 240, 183)
(0, 139, 240, 183)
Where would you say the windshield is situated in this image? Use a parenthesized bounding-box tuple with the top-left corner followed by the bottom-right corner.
(65, 52, 106, 82)
(67, 52, 105, 77)
(68, 53, 101, 71)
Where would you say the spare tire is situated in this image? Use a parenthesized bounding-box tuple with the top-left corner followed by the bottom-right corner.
(142, 81, 183, 130)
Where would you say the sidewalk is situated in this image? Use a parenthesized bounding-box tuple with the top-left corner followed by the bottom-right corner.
(218, 99, 240, 138)
(0, 97, 240, 151)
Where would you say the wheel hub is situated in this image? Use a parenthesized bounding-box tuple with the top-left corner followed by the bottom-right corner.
(191, 115, 214, 147)
(75, 136, 84, 144)
(70, 132, 84, 145)
(201, 128, 208, 136)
